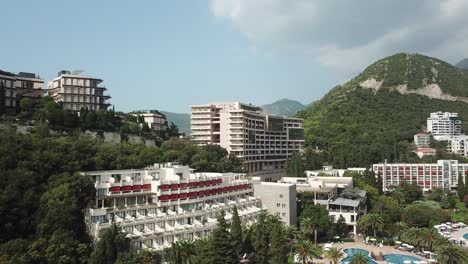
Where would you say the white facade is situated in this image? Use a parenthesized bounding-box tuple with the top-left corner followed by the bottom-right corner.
(84, 163, 263, 250)
(280, 176, 364, 234)
(253, 181, 297, 226)
(414, 148, 436, 158)
(48, 70, 111, 111)
(191, 102, 305, 181)
(427, 112, 462, 139)
(414, 133, 431, 148)
(305, 166, 367, 177)
(373, 160, 468, 191)
(133, 112, 168, 132)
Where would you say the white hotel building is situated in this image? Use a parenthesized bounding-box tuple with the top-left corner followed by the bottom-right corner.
(84, 163, 263, 250)
(427, 112, 462, 139)
(373, 160, 468, 191)
(191, 102, 304, 181)
(48, 70, 111, 111)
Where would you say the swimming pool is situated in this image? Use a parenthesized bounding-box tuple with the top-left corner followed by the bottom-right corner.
(464, 233, 468, 240)
(341, 248, 378, 264)
(384, 254, 423, 264)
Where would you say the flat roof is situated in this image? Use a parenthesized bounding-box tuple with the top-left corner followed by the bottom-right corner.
(329, 197, 361, 207)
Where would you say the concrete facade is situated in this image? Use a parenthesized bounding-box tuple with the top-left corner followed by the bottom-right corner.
(253, 181, 297, 226)
(191, 102, 304, 181)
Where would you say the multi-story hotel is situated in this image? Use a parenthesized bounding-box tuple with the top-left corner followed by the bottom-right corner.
(373, 160, 468, 191)
(0, 70, 45, 112)
(48, 70, 111, 111)
(84, 163, 263, 250)
(191, 102, 305, 181)
(427, 112, 462, 139)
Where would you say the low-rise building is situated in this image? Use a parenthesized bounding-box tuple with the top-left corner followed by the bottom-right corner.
(373, 160, 468, 191)
(414, 147, 436, 158)
(253, 181, 297, 226)
(280, 176, 365, 234)
(84, 163, 263, 250)
(132, 111, 168, 133)
(305, 166, 366, 177)
(414, 133, 431, 148)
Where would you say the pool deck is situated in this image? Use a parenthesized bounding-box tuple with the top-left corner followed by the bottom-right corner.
(316, 241, 426, 264)
(449, 226, 468, 248)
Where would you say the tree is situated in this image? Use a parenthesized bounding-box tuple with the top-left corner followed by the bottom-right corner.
(230, 206, 243, 257)
(357, 214, 384, 237)
(349, 251, 370, 264)
(331, 214, 348, 238)
(457, 175, 465, 201)
(19, 98, 34, 112)
(89, 224, 131, 264)
(241, 227, 253, 257)
(402, 227, 424, 251)
(211, 211, 237, 264)
(167, 122, 179, 138)
(422, 228, 439, 251)
(287, 152, 304, 177)
(268, 223, 289, 264)
(324, 247, 344, 264)
(299, 204, 332, 245)
(436, 244, 468, 264)
(292, 239, 319, 264)
(253, 213, 269, 264)
(179, 240, 196, 264)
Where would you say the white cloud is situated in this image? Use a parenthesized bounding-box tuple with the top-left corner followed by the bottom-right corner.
(210, 0, 468, 77)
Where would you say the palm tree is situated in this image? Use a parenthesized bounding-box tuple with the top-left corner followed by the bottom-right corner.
(301, 217, 319, 245)
(436, 244, 468, 264)
(292, 239, 320, 264)
(392, 190, 406, 205)
(422, 228, 438, 251)
(367, 214, 384, 238)
(179, 240, 196, 264)
(169, 241, 182, 264)
(349, 252, 370, 264)
(324, 247, 344, 264)
(403, 227, 424, 251)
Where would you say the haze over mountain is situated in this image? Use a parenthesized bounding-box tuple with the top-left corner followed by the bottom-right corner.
(261, 98, 305, 117)
(456, 58, 468, 70)
(161, 111, 191, 135)
(298, 53, 468, 167)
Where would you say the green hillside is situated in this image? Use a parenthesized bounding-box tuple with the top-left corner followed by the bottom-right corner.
(262, 98, 305, 117)
(161, 111, 190, 135)
(298, 53, 468, 168)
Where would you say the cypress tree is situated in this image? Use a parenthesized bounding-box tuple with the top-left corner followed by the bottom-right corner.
(287, 152, 304, 177)
(457, 175, 465, 201)
(211, 211, 237, 264)
(231, 206, 243, 257)
(253, 213, 269, 264)
(242, 227, 253, 256)
(268, 223, 288, 264)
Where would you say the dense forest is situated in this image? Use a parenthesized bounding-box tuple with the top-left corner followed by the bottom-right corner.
(298, 53, 468, 168)
(0, 125, 242, 263)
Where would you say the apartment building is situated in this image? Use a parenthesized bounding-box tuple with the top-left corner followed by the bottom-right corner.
(414, 148, 436, 158)
(0, 70, 45, 113)
(132, 111, 168, 133)
(414, 133, 431, 148)
(48, 70, 111, 111)
(253, 181, 297, 226)
(373, 160, 468, 191)
(84, 163, 263, 250)
(427, 112, 462, 139)
(191, 102, 304, 181)
(280, 176, 365, 234)
(0, 70, 17, 112)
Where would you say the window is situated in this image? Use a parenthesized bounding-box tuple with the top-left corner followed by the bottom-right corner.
(276, 203, 280, 207)
(282, 204, 286, 208)
(279, 194, 283, 198)
(281, 213, 286, 217)
(351, 215, 355, 222)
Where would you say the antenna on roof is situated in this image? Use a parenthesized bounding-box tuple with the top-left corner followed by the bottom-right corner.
(71, 70, 85, 75)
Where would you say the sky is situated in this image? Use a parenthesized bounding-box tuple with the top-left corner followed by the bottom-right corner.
(1, 0, 468, 113)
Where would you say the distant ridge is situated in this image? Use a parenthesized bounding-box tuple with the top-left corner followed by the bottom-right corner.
(160, 111, 190, 135)
(456, 58, 468, 70)
(262, 98, 305, 117)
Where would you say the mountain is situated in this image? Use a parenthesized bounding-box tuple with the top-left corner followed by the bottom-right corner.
(456, 58, 468, 70)
(262, 98, 305, 117)
(161, 111, 190, 135)
(298, 53, 468, 168)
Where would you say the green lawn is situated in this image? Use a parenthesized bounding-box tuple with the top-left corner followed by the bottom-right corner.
(452, 202, 468, 224)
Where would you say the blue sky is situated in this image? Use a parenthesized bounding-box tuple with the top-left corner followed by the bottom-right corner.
(2, 1, 468, 113)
